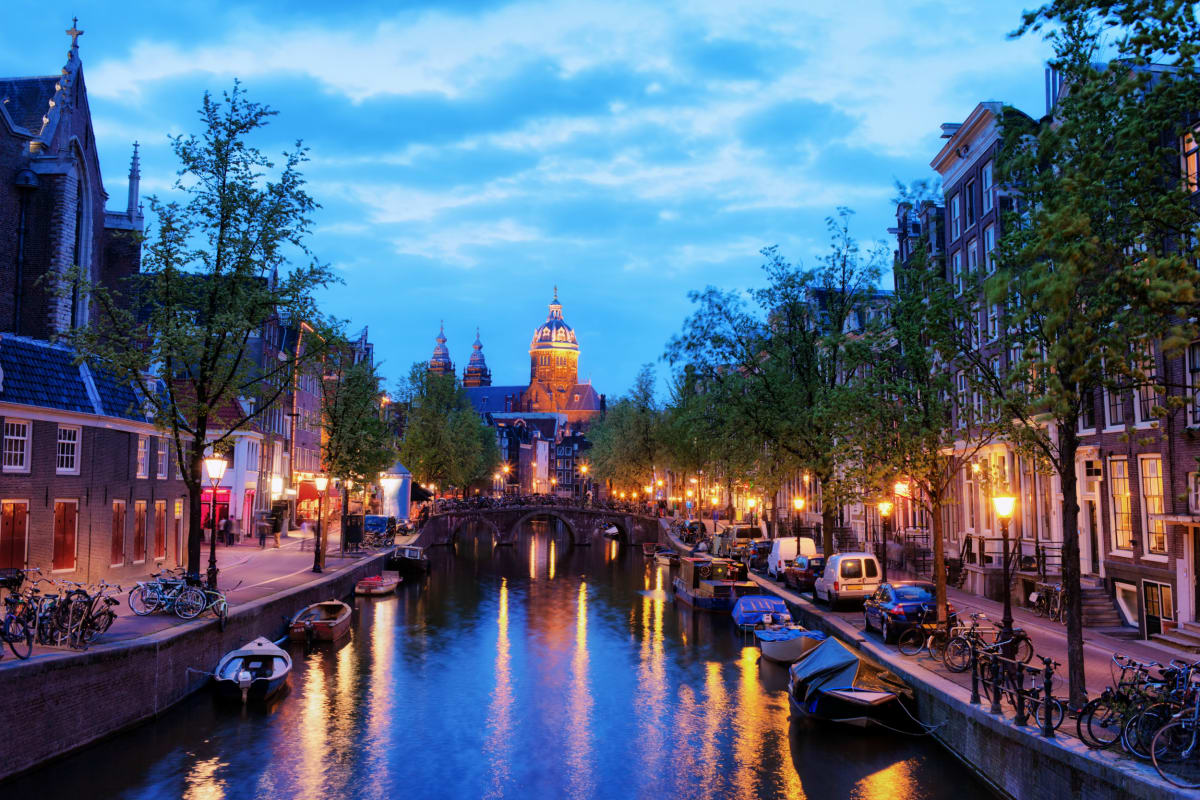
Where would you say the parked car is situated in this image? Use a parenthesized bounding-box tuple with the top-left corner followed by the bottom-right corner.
(813, 552, 882, 608)
(713, 524, 760, 558)
(767, 537, 818, 579)
(746, 540, 773, 572)
(862, 582, 957, 643)
(783, 555, 826, 594)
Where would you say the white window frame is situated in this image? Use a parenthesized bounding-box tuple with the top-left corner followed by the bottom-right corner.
(950, 194, 961, 240)
(1103, 387, 1126, 431)
(987, 304, 1000, 342)
(3, 419, 31, 473)
(1134, 342, 1159, 429)
(952, 251, 963, 295)
(965, 179, 976, 228)
(136, 435, 149, 479)
(1108, 457, 1133, 555)
(967, 238, 979, 275)
(1138, 454, 1168, 560)
(156, 436, 168, 480)
(984, 224, 996, 274)
(1188, 341, 1200, 427)
(981, 161, 994, 212)
(1188, 471, 1200, 515)
(56, 425, 81, 475)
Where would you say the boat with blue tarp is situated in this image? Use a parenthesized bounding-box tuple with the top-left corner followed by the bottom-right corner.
(787, 638, 911, 728)
(731, 595, 791, 628)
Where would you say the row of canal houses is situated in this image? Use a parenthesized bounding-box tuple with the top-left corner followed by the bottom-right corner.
(770, 68, 1200, 648)
(0, 33, 376, 583)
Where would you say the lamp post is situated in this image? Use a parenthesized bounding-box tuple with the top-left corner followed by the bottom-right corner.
(878, 500, 893, 583)
(312, 475, 329, 573)
(579, 463, 589, 501)
(793, 496, 805, 540)
(993, 493, 1017, 655)
(203, 456, 228, 590)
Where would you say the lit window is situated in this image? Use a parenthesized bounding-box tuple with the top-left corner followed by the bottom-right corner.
(2, 420, 30, 472)
(1184, 130, 1198, 194)
(137, 435, 149, 479)
(157, 437, 168, 479)
(1140, 456, 1167, 555)
(1109, 458, 1133, 550)
(56, 425, 80, 475)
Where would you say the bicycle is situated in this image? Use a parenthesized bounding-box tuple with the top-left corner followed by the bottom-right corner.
(1122, 659, 1198, 759)
(977, 644, 1064, 731)
(943, 612, 1033, 672)
(896, 605, 950, 659)
(1151, 679, 1200, 789)
(1030, 582, 1063, 622)
(1076, 654, 1164, 749)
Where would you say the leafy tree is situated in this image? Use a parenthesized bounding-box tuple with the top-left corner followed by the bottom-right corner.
(588, 364, 662, 492)
(965, 11, 1200, 706)
(62, 84, 336, 580)
(667, 210, 887, 556)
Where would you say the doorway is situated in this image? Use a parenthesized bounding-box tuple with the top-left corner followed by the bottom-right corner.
(1144, 580, 1174, 638)
(1086, 499, 1100, 575)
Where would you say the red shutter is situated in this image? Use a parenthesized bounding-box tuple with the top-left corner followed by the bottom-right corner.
(174, 506, 184, 567)
(53, 502, 76, 571)
(111, 503, 125, 566)
(154, 502, 166, 559)
(0, 503, 16, 570)
(134, 502, 146, 562)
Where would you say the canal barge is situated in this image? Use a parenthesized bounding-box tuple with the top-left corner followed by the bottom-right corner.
(390, 545, 430, 576)
(672, 556, 756, 611)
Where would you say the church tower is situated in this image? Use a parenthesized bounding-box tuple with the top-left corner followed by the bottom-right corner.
(428, 322, 454, 376)
(462, 328, 492, 387)
(527, 287, 579, 410)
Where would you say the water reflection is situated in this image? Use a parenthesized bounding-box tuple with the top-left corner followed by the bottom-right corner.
(4, 519, 989, 800)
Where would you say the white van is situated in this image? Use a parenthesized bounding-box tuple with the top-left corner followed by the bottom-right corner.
(813, 552, 881, 608)
(767, 537, 818, 579)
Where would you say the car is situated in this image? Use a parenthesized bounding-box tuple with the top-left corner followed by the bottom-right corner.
(713, 524, 760, 558)
(813, 552, 882, 608)
(783, 555, 826, 594)
(862, 581, 957, 643)
(767, 537, 818, 579)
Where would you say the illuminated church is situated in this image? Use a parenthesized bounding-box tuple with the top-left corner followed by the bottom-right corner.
(428, 289, 605, 427)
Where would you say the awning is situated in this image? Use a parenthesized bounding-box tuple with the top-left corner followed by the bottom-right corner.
(298, 481, 318, 502)
(410, 484, 433, 502)
(1151, 513, 1200, 526)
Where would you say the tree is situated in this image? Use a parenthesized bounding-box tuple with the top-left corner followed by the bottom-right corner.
(966, 11, 1200, 706)
(321, 345, 398, 527)
(587, 364, 662, 492)
(63, 84, 337, 580)
(667, 210, 887, 556)
(396, 365, 499, 495)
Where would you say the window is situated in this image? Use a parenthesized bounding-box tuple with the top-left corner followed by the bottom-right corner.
(52, 500, 78, 571)
(950, 194, 961, 239)
(1184, 130, 1198, 194)
(156, 437, 168, 479)
(1079, 389, 1096, 432)
(1145, 581, 1175, 622)
(1106, 388, 1126, 427)
(987, 304, 1000, 341)
(137, 435, 149, 478)
(54, 425, 80, 475)
(1008, 343, 1023, 371)
(3, 420, 30, 472)
(1189, 342, 1200, 425)
(967, 238, 979, 275)
(965, 179, 976, 227)
(1189, 472, 1200, 515)
(984, 224, 996, 273)
(1109, 458, 1133, 551)
(1140, 456, 1167, 555)
(982, 161, 994, 212)
(1135, 343, 1159, 424)
(956, 371, 968, 426)
(110, 501, 126, 566)
(952, 251, 963, 294)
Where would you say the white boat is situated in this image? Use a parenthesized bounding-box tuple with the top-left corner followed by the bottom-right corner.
(214, 636, 292, 703)
(356, 574, 401, 595)
(754, 626, 827, 664)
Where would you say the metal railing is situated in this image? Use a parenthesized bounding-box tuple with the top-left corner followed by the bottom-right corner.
(968, 639, 1061, 738)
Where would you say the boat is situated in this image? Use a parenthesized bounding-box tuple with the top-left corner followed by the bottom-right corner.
(642, 542, 659, 557)
(732, 595, 792, 629)
(391, 544, 430, 575)
(672, 556, 758, 612)
(654, 548, 679, 566)
(787, 638, 911, 728)
(213, 636, 292, 703)
(288, 600, 353, 642)
(755, 627, 827, 664)
(355, 574, 401, 596)
(603, 525, 621, 539)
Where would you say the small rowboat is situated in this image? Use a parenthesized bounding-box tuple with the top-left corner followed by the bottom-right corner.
(288, 600, 352, 642)
(356, 574, 401, 596)
(214, 637, 291, 704)
(642, 543, 659, 557)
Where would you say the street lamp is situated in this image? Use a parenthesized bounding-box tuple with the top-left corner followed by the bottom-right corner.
(203, 456, 228, 590)
(793, 496, 805, 538)
(993, 493, 1017, 654)
(878, 500, 894, 583)
(312, 475, 329, 573)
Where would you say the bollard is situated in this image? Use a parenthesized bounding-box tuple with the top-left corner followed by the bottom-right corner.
(969, 640, 981, 705)
(1041, 657, 1056, 738)
(1014, 663, 1028, 727)
(989, 653, 1003, 715)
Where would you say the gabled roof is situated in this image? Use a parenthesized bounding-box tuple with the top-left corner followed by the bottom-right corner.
(563, 383, 602, 411)
(0, 75, 57, 134)
(463, 385, 526, 415)
(0, 335, 145, 421)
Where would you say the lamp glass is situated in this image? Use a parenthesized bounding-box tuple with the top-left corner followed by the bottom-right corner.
(793, 497, 805, 511)
(747, 498, 756, 508)
(315, 476, 329, 492)
(878, 500, 893, 517)
(203, 457, 227, 482)
(992, 494, 1016, 520)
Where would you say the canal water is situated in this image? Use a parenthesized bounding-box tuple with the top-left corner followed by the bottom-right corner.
(8, 520, 988, 799)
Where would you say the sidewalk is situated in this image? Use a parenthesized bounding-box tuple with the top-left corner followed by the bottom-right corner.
(0, 522, 383, 664)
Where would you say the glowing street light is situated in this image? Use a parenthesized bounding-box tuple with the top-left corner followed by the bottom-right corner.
(993, 493, 1017, 651)
(878, 499, 893, 583)
(203, 456, 227, 589)
(313, 475, 329, 573)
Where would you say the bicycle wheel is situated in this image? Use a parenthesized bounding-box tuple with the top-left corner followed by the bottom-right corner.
(928, 630, 949, 661)
(174, 586, 206, 620)
(1125, 703, 1178, 759)
(1152, 721, 1200, 789)
(3, 614, 32, 659)
(129, 585, 160, 616)
(943, 636, 973, 673)
(1013, 636, 1034, 665)
(1033, 696, 1065, 731)
(1078, 696, 1124, 749)
(897, 628, 925, 656)
(215, 598, 228, 632)
(66, 599, 89, 649)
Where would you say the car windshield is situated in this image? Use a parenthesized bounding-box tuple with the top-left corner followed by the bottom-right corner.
(810, 558, 824, 571)
(893, 587, 933, 601)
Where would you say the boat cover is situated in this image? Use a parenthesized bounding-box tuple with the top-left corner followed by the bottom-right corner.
(732, 595, 790, 626)
(755, 628, 826, 644)
(788, 638, 862, 702)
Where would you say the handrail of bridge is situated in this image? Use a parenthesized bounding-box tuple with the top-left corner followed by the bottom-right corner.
(426, 498, 663, 518)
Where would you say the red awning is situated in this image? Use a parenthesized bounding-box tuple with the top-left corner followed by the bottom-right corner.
(298, 481, 319, 502)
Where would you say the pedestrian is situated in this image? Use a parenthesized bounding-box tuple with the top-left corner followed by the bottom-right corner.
(258, 515, 268, 548)
(272, 509, 283, 548)
(220, 515, 233, 546)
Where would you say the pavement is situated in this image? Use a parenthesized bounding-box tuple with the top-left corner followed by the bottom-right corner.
(0, 522, 390, 665)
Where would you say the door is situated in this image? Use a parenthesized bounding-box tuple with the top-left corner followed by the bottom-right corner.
(1144, 580, 1174, 638)
(133, 501, 147, 563)
(52, 501, 77, 571)
(154, 501, 166, 560)
(0, 501, 27, 570)
(840, 558, 864, 594)
(174, 499, 184, 567)
(1195, 530, 1200, 622)
(111, 501, 126, 566)
(1086, 500, 1100, 575)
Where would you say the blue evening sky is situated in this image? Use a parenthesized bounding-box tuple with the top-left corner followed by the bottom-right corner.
(1, 2, 1049, 398)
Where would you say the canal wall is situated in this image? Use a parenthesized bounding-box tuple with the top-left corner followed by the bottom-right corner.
(0, 553, 388, 782)
(746, 573, 1189, 800)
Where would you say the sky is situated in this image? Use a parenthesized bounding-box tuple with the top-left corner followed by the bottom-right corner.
(1, 1, 1050, 398)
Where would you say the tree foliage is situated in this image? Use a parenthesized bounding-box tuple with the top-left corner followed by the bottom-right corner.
(587, 364, 662, 490)
(321, 347, 397, 489)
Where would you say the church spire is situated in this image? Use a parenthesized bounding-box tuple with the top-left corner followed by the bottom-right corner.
(463, 326, 491, 387)
(127, 141, 142, 218)
(428, 321, 453, 375)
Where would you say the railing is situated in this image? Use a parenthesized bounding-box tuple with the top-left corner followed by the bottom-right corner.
(1034, 542, 1062, 581)
(968, 640, 1061, 738)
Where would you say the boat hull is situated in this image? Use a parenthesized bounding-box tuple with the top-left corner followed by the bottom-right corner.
(288, 601, 353, 641)
(672, 577, 736, 612)
(759, 635, 820, 664)
(214, 675, 287, 702)
(356, 577, 400, 595)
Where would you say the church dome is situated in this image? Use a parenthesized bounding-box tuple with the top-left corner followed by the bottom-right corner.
(428, 322, 453, 374)
(530, 287, 579, 352)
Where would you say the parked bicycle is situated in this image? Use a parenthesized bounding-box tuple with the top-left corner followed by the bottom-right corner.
(943, 612, 1033, 672)
(1030, 582, 1064, 622)
(1151, 677, 1200, 789)
(897, 605, 950, 659)
(976, 643, 1064, 731)
(1076, 653, 1167, 750)
(129, 568, 207, 619)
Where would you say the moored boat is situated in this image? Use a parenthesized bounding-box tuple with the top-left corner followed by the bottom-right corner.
(787, 638, 910, 728)
(654, 548, 679, 566)
(288, 600, 352, 641)
(731, 595, 792, 629)
(642, 542, 659, 557)
(355, 574, 401, 596)
(214, 636, 292, 703)
(755, 627, 826, 664)
(392, 545, 430, 575)
(672, 556, 757, 612)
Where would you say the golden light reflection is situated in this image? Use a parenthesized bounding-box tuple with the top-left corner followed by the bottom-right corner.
(549, 537, 557, 580)
(367, 597, 396, 757)
(733, 647, 766, 798)
(297, 655, 328, 797)
(529, 537, 537, 581)
(634, 563, 668, 789)
(565, 582, 594, 798)
(483, 579, 513, 799)
(853, 760, 918, 800)
(697, 661, 727, 798)
(182, 755, 227, 800)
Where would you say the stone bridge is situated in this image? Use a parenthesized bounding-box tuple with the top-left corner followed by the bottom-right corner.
(415, 505, 663, 548)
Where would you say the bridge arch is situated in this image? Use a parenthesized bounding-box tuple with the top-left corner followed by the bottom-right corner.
(502, 509, 579, 547)
(448, 514, 501, 547)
